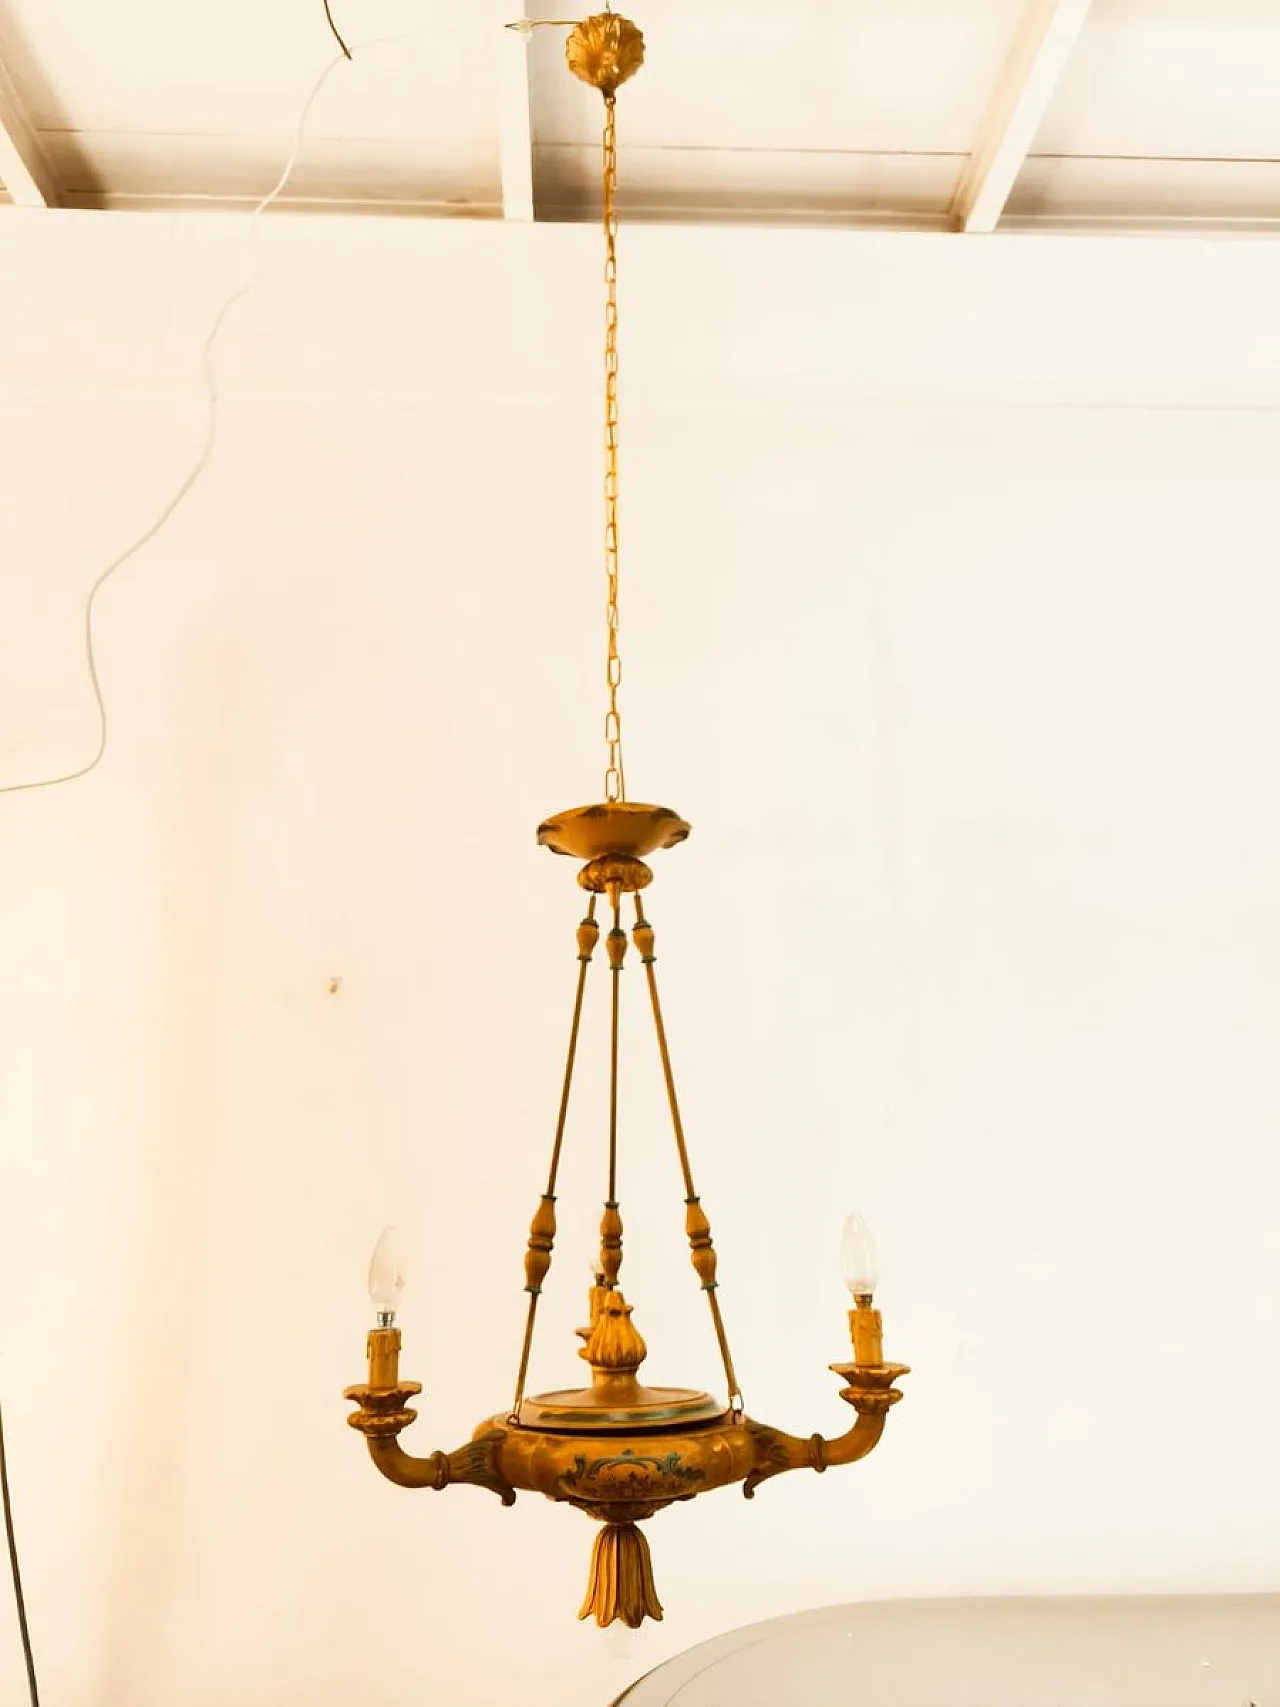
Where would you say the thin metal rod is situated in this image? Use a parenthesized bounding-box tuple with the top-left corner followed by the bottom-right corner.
(511, 1302, 541, 1427)
(706, 1293, 742, 1415)
(635, 895, 693, 1194)
(547, 895, 598, 1197)
(634, 895, 744, 1411)
(608, 896, 622, 1203)
(510, 898, 599, 1421)
(0, 1401, 39, 1707)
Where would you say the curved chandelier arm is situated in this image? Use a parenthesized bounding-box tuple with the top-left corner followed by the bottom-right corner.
(817, 1407, 893, 1470)
(344, 1382, 518, 1506)
(741, 1363, 908, 1499)
(346, 1327, 519, 1506)
(363, 1432, 518, 1507)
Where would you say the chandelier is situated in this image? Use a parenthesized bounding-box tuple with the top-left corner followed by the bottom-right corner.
(344, 10, 909, 1630)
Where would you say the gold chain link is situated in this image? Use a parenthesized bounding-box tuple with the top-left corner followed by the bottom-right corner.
(602, 93, 626, 805)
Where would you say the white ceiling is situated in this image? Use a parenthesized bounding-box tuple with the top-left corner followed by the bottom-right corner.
(0, 0, 1278, 232)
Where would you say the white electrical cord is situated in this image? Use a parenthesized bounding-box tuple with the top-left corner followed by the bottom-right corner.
(0, 46, 355, 799)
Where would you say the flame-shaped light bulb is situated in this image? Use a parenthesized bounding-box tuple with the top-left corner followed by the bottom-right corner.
(840, 1211, 879, 1300)
(368, 1226, 407, 1326)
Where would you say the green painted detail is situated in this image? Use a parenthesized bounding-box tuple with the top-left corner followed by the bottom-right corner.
(561, 1449, 706, 1495)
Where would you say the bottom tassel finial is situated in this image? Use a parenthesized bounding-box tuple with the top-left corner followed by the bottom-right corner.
(578, 1522, 664, 1629)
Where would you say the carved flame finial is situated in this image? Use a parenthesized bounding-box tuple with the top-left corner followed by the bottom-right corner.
(580, 1288, 647, 1373)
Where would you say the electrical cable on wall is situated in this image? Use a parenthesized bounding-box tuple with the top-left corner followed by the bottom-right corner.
(0, 15, 395, 1701)
(0, 1405, 38, 1707)
(323, 0, 352, 59)
(0, 47, 354, 802)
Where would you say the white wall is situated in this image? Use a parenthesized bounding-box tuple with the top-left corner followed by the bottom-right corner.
(1, 210, 1279, 1707)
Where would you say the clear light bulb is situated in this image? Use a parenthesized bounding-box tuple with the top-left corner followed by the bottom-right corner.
(588, 1251, 605, 1284)
(368, 1225, 407, 1325)
(840, 1211, 879, 1298)
(604, 1619, 640, 1662)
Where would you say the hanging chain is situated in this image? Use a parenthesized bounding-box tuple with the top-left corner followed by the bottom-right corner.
(602, 93, 626, 805)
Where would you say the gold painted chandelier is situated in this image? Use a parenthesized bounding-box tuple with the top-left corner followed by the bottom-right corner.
(344, 10, 909, 1630)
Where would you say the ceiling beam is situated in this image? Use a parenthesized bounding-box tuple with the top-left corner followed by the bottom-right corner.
(0, 49, 57, 206)
(498, 2, 535, 220)
(951, 0, 1093, 235)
